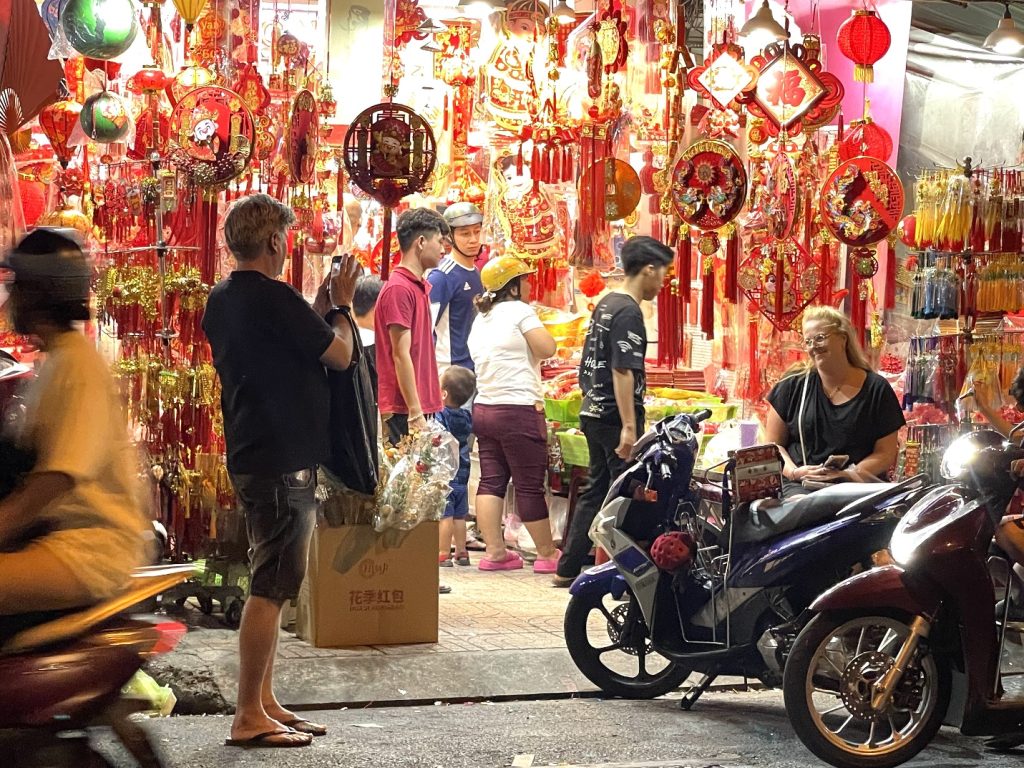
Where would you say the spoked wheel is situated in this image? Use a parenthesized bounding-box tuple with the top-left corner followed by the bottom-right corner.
(783, 613, 950, 768)
(564, 588, 691, 699)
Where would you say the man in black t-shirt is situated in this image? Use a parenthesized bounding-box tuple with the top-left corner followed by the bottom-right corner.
(203, 194, 360, 749)
(554, 237, 673, 586)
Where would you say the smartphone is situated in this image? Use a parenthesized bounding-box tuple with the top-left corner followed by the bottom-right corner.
(331, 255, 343, 277)
(824, 454, 849, 470)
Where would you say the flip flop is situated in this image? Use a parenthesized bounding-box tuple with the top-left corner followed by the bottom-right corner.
(439, 584, 452, 594)
(224, 729, 313, 748)
(282, 718, 328, 737)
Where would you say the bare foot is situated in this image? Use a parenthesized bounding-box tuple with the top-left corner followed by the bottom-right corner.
(263, 702, 297, 724)
(230, 713, 308, 745)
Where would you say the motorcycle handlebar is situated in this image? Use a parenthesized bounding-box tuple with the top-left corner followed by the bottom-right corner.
(691, 409, 713, 424)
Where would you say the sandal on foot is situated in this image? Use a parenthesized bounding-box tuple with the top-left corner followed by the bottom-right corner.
(224, 730, 312, 748)
(478, 551, 524, 571)
(454, 551, 471, 566)
(281, 718, 327, 737)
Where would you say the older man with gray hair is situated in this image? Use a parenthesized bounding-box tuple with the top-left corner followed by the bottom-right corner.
(203, 193, 361, 749)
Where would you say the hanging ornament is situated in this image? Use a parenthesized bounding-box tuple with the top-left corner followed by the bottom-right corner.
(838, 116, 893, 163)
(171, 0, 209, 30)
(837, 9, 891, 84)
(168, 86, 255, 187)
(579, 158, 642, 222)
(739, 239, 822, 332)
(343, 102, 437, 276)
(39, 100, 83, 169)
(669, 139, 748, 237)
(764, 150, 800, 240)
(738, 40, 844, 137)
(80, 90, 131, 144)
(820, 157, 904, 248)
(286, 90, 319, 184)
(170, 65, 216, 104)
(61, 0, 139, 60)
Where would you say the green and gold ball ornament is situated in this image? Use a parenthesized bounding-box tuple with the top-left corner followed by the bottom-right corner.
(80, 90, 131, 143)
(61, 0, 139, 60)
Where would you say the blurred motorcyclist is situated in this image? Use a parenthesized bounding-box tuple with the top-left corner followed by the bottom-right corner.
(0, 228, 149, 615)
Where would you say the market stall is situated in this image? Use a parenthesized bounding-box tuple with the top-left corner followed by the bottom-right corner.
(1, 0, 1023, 590)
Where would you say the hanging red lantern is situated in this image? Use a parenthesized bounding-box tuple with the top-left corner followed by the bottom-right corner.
(838, 117, 893, 163)
(836, 10, 891, 83)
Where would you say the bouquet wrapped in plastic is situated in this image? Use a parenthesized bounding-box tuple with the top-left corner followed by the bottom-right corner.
(374, 421, 459, 532)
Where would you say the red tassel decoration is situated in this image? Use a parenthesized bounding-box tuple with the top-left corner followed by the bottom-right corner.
(531, 144, 541, 188)
(746, 319, 760, 401)
(883, 245, 896, 310)
(818, 242, 832, 305)
(443, 93, 449, 132)
(677, 228, 691, 307)
(701, 258, 715, 339)
(774, 251, 785, 320)
(724, 230, 739, 303)
(551, 146, 562, 183)
(516, 143, 524, 175)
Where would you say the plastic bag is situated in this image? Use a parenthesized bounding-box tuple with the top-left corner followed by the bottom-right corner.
(121, 670, 176, 717)
(374, 421, 459, 532)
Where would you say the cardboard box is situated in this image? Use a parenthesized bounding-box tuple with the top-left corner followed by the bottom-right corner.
(297, 521, 439, 647)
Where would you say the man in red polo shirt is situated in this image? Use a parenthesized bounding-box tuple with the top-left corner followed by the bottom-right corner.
(376, 208, 449, 445)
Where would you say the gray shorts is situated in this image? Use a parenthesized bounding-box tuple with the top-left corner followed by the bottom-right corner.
(230, 468, 316, 601)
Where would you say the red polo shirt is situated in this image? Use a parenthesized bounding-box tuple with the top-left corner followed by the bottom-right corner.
(375, 266, 443, 416)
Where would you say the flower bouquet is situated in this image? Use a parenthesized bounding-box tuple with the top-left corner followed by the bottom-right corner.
(374, 421, 459, 532)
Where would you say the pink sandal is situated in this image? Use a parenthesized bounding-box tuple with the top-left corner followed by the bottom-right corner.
(478, 551, 524, 571)
(533, 549, 562, 574)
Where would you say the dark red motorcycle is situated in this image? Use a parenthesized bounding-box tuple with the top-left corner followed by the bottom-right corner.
(782, 427, 1024, 768)
(0, 564, 193, 767)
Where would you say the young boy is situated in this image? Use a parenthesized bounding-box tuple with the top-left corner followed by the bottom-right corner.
(436, 365, 476, 566)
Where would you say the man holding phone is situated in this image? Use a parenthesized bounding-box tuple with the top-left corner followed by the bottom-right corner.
(204, 194, 360, 749)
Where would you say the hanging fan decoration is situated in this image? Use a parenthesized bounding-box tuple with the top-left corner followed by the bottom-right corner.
(61, 0, 139, 59)
(820, 156, 904, 340)
(738, 238, 822, 332)
(669, 139, 747, 337)
(168, 86, 255, 188)
(0, 90, 27, 154)
(286, 89, 319, 184)
(739, 40, 844, 140)
(343, 101, 437, 277)
(579, 157, 642, 223)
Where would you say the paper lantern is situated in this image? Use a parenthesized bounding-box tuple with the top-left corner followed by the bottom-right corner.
(61, 0, 139, 60)
(39, 100, 82, 169)
(838, 118, 893, 163)
(837, 10, 890, 83)
(171, 0, 208, 28)
(170, 65, 215, 103)
(128, 66, 170, 94)
(80, 91, 131, 144)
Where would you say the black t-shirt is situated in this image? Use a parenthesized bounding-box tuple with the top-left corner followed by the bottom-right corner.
(767, 369, 906, 468)
(579, 292, 647, 425)
(202, 271, 335, 475)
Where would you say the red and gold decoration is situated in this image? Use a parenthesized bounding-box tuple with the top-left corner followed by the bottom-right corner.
(836, 9, 891, 84)
(343, 101, 437, 276)
(286, 90, 319, 184)
(168, 86, 255, 188)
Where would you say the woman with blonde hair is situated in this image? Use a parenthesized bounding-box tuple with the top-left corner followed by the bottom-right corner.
(764, 306, 906, 497)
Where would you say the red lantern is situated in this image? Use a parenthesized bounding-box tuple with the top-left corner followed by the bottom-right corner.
(838, 118, 893, 163)
(837, 10, 891, 83)
(128, 66, 170, 94)
(898, 214, 918, 249)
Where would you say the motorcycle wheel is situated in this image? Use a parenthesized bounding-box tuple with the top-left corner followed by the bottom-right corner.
(564, 588, 691, 699)
(783, 612, 951, 768)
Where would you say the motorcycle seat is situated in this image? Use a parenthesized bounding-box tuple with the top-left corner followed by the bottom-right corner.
(731, 483, 897, 545)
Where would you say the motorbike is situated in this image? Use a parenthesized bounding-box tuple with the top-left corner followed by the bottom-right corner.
(782, 424, 1024, 768)
(0, 564, 194, 767)
(563, 411, 933, 707)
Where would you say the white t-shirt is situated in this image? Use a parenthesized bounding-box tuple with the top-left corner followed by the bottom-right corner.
(468, 301, 545, 406)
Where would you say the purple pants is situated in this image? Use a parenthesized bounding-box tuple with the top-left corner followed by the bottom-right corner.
(473, 403, 549, 523)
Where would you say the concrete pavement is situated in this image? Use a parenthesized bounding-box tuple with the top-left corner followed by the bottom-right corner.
(96, 692, 1020, 768)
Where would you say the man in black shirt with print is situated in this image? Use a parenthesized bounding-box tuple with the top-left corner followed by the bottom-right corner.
(203, 194, 360, 748)
(554, 236, 673, 586)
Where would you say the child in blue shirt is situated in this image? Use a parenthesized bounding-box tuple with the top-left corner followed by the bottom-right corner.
(437, 365, 475, 566)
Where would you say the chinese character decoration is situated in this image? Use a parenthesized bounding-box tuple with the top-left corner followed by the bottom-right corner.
(343, 102, 437, 277)
(738, 39, 844, 143)
(819, 156, 904, 343)
(686, 43, 758, 140)
(669, 139, 748, 338)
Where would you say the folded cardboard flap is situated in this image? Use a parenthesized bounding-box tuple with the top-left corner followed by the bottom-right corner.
(297, 521, 439, 648)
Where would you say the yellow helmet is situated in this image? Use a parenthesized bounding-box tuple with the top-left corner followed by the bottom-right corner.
(480, 255, 536, 293)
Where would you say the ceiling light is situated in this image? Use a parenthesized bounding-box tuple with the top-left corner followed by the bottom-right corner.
(739, 0, 788, 52)
(552, 0, 574, 22)
(984, 4, 1024, 55)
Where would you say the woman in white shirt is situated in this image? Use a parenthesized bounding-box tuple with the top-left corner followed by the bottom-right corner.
(468, 256, 560, 573)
